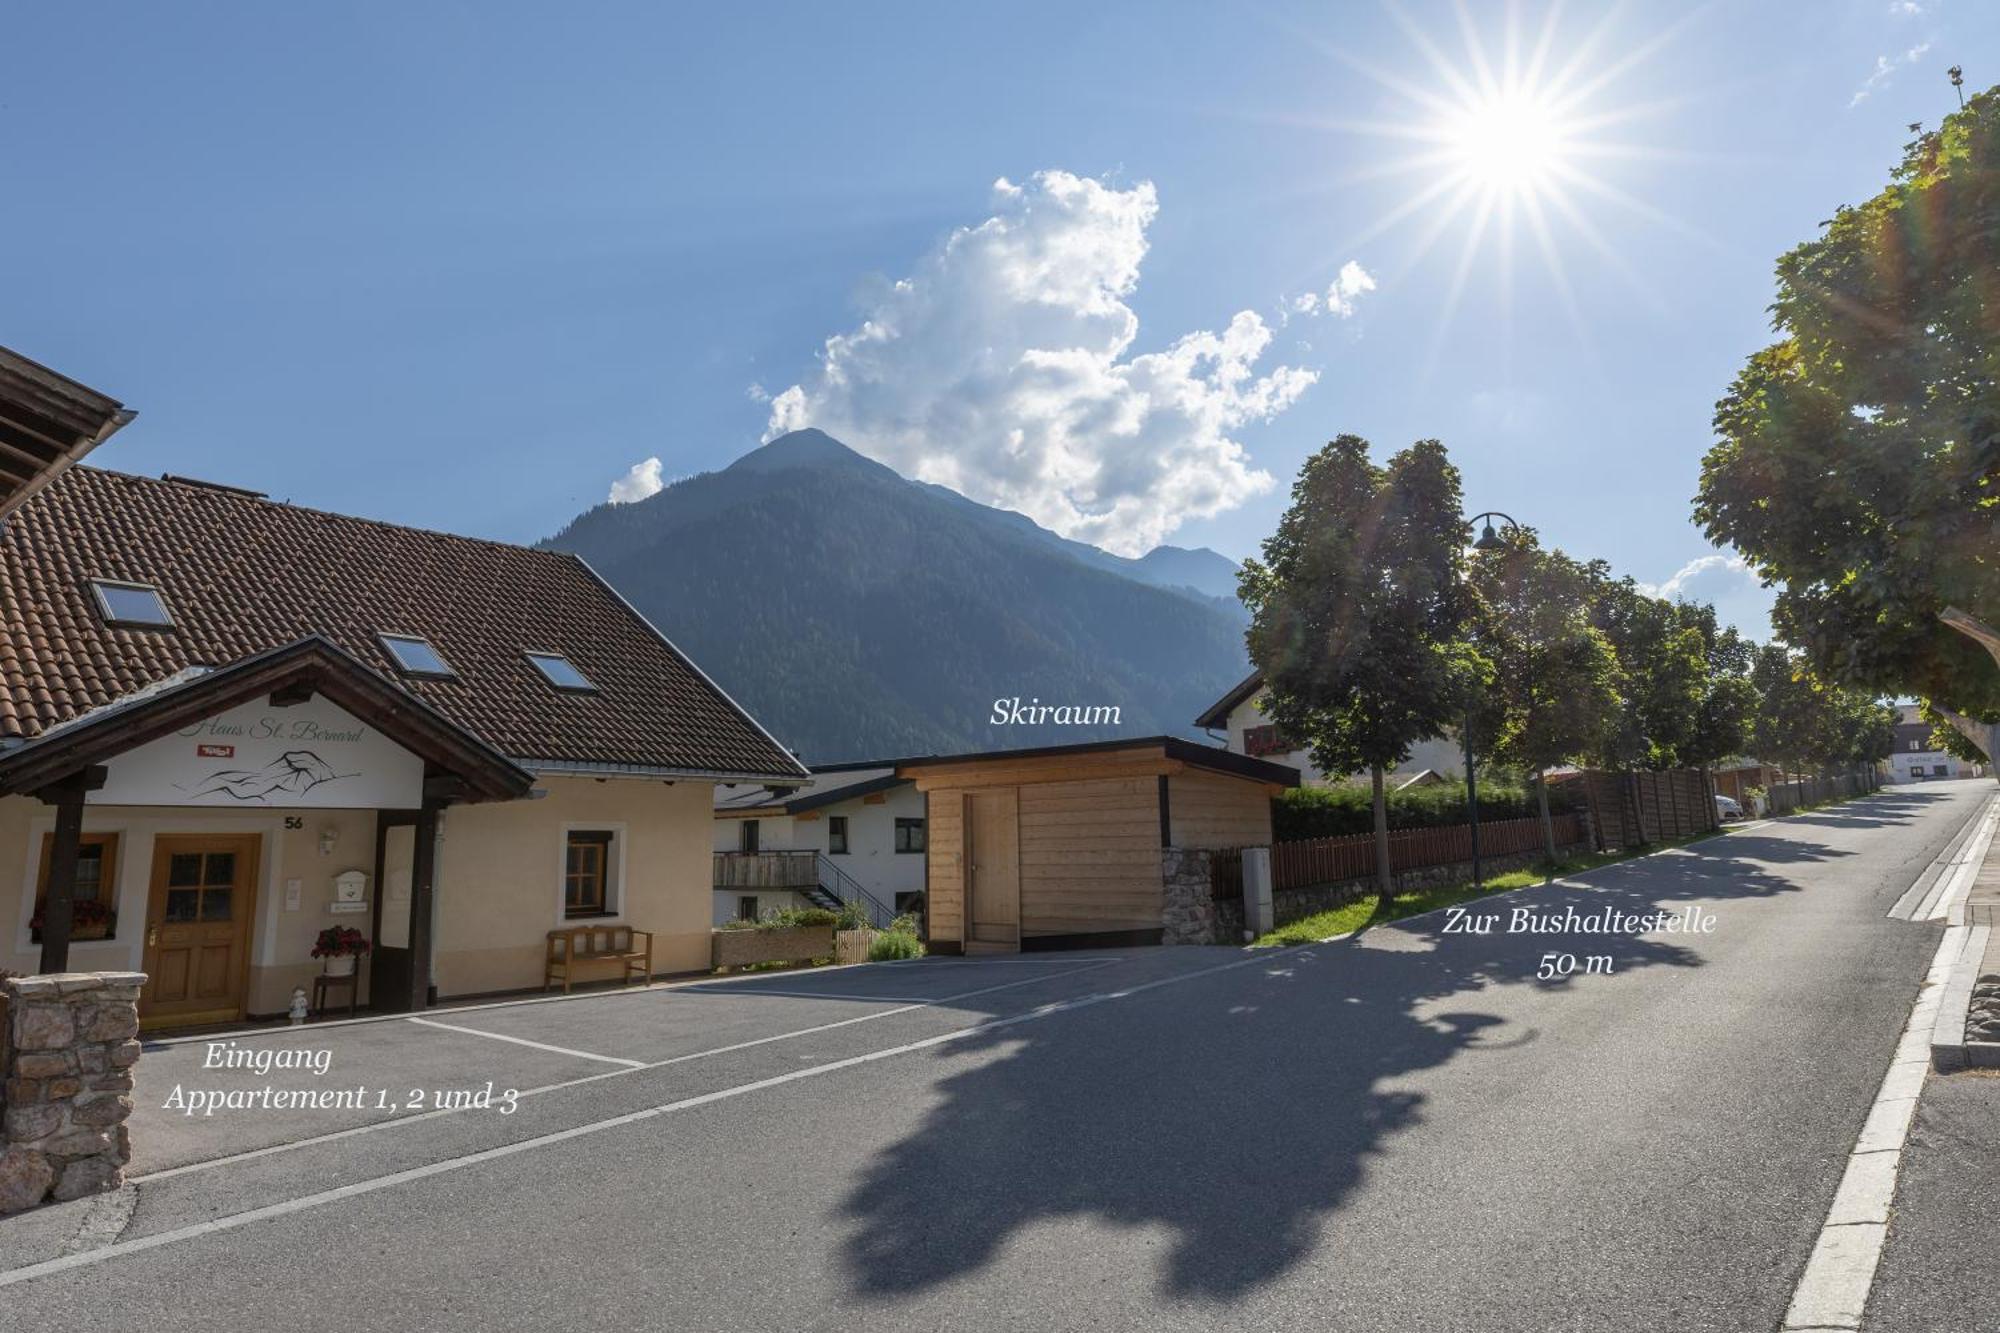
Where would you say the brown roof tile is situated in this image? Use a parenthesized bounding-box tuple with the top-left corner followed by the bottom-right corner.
(0, 468, 805, 780)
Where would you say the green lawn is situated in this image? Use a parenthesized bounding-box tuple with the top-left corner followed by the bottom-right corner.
(1251, 782, 1897, 948)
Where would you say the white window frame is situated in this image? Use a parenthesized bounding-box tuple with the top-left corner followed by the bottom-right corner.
(89, 579, 174, 629)
(378, 631, 457, 680)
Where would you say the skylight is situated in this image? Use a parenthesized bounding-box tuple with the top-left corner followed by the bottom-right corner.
(378, 633, 456, 679)
(526, 652, 597, 693)
(89, 580, 174, 629)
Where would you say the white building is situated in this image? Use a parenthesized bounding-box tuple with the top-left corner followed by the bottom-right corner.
(711, 762, 927, 926)
(1194, 671, 1462, 786)
(1888, 704, 1988, 783)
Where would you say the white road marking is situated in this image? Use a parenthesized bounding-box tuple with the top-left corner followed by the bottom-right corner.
(6, 951, 1292, 1287)
(136, 955, 1113, 1046)
(1781, 921, 1965, 1331)
(402, 1017, 646, 1067)
(127, 959, 1120, 1184)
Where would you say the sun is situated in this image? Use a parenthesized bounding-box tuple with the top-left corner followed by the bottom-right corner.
(1301, 2, 1691, 350)
(1443, 89, 1570, 194)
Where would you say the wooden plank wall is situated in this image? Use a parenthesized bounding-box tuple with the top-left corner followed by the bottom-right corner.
(924, 790, 966, 945)
(1167, 769, 1273, 849)
(1018, 776, 1163, 937)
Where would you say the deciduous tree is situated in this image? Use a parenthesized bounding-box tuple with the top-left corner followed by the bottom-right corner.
(1240, 436, 1479, 896)
(1695, 91, 2000, 757)
(1468, 533, 1621, 862)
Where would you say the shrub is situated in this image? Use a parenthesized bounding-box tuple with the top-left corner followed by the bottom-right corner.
(718, 905, 841, 932)
(868, 930, 924, 962)
(1273, 781, 1582, 840)
(834, 899, 872, 932)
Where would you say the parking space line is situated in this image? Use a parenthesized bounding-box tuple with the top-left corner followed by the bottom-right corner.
(403, 1017, 646, 1068)
(4, 950, 1277, 1289)
(128, 958, 1123, 1185)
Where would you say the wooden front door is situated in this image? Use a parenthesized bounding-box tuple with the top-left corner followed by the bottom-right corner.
(141, 835, 261, 1027)
(965, 788, 1020, 951)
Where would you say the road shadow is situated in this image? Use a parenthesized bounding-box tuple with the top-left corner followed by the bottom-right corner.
(837, 834, 1820, 1304)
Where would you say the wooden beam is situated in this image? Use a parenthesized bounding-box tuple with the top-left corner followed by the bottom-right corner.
(33, 766, 106, 975)
(268, 679, 317, 707)
(406, 798, 443, 1011)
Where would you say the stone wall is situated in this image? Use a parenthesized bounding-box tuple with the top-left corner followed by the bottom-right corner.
(0, 971, 144, 1215)
(1161, 847, 1222, 946)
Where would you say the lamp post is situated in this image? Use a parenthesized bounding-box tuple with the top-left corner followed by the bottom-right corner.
(1464, 511, 1521, 889)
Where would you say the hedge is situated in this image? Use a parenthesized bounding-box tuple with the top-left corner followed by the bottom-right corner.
(1273, 781, 1583, 840)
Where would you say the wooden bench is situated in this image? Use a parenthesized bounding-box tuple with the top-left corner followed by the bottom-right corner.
(544, 924, 653, 994)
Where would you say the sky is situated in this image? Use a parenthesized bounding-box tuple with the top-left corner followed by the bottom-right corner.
(7, 1, 1996, 641)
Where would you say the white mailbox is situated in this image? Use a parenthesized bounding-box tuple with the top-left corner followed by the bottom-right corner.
(333, 869, 369, 904)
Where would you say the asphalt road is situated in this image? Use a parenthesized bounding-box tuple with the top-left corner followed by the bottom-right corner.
(0, 780, 1990, 1332)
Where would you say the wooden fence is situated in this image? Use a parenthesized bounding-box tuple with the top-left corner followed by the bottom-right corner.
(1578, 769, 1716, 851)
(1765, 767, 1881, 814)
(1268, 814, 1581, 892)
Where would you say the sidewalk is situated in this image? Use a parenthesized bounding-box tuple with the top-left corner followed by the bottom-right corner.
(1867, 788, 2000, 1331)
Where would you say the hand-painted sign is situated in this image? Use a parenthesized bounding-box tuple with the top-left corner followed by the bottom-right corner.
(91, 698, 424, 809)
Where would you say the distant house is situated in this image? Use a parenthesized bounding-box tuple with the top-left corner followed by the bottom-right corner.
(1193, 671, 1462, 785)
(1888, 705, 1988, 782)
(711, 762, 927, 926)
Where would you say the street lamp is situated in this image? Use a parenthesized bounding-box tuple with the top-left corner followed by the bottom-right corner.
(1463, 511, 1522, 888)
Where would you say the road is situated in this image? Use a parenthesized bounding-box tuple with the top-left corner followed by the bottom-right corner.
(0, 781, 1989, 1331)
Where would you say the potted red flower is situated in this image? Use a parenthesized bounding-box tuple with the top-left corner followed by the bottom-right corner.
(29, 897, 116, 943)
(312, 925, 372, 977)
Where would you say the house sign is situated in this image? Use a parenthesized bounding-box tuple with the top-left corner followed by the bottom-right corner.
(90, 697, 424, 809)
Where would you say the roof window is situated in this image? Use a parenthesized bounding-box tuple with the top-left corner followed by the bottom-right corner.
(526, 651, 597, 693)
(379, 633, 456, 679)
(90, 580, 174, 629)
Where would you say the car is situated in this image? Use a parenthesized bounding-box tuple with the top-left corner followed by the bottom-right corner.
(1714, 793, 1744, 820)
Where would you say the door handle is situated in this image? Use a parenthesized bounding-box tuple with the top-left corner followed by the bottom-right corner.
(147, 924, 158, 948)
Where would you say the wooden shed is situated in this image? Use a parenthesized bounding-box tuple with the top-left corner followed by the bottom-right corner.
(896, 738, 1298, 953)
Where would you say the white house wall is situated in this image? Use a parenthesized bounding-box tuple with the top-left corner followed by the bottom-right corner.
(1219, 690, 1460, 785)
(711, 783, 928, 921)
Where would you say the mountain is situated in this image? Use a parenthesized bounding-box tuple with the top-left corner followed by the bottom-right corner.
(542, 430, 1252, 763)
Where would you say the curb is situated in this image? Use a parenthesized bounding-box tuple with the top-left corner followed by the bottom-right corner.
(1925, 795, 2000, 1071)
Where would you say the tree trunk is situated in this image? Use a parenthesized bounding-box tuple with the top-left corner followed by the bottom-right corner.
(1371, 764, 1392, 901)
(1537, 767, 1557, 871)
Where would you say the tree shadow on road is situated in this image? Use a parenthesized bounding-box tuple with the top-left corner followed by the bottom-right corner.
(837, 835, 1825, 1304)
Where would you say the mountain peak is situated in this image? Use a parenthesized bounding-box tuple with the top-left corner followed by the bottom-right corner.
(729, 428, 886, 476)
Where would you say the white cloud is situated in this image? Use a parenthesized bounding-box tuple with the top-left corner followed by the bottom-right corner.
(608, 456, 667, 505)
(1852, 42, 1932, 106)
(745, 382, 771, 403)
(760, 170, 1318, 555)
(1325, 261, 1378, 318)
(1636, 553, 1751, 600)
(1890, 2, 1924, 16)
(1283, 260, 1377, 322)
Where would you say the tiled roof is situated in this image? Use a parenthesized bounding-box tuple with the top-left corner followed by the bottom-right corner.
(0, 468, 806, 780)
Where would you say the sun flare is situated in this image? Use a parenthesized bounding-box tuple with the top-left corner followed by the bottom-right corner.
(1311, 2, 1690, 350)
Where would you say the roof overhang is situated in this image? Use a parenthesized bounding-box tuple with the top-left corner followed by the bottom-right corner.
(1193, 670, 1264, 731)
(0, 636, 535, 804)
(0, 346, 134, 522)
(895, 735, 1299, 791)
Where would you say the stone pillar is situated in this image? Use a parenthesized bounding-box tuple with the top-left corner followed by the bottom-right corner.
(0, 971, 145, 1214)
(1160, 847, 1218, 946)
(1242, 847, 1274, 939)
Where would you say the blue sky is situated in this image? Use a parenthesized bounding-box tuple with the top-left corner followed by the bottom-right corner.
(9, 1, 1994, 639)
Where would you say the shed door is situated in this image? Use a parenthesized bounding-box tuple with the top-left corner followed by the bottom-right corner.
(966, 788, 1020, 950)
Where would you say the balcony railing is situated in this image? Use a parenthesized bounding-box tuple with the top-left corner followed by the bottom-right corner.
(713, 850, 819, 890)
